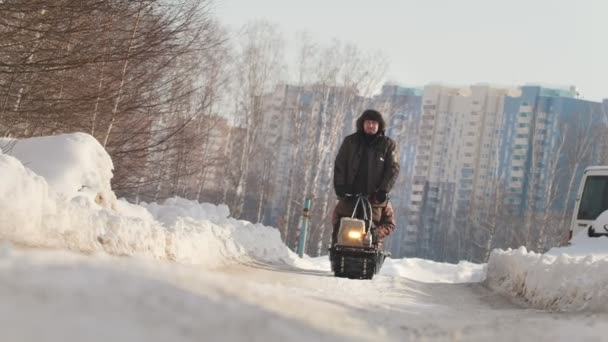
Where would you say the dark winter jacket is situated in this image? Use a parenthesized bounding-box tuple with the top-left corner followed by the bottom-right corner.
(333, 111, 400, 197)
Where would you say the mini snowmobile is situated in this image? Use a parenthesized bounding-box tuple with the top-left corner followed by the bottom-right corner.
(329, 194, 389, 280)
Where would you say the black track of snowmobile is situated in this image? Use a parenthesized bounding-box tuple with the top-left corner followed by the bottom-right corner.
(331, 246, 387, 280)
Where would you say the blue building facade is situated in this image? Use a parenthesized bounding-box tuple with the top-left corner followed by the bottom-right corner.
(373, 85, 422, 257)
(500, 86, 604, 216)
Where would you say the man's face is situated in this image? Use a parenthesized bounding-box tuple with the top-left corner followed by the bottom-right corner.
(363, 120, 379, 135)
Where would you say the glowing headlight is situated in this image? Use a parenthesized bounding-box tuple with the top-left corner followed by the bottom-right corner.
(347, 231, 362, 239)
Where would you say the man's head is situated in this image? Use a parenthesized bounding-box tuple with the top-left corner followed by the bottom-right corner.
(363, 120, 379, 135)
(356, 109, 385, 135)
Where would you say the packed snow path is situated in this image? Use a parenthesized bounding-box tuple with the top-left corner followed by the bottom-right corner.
(1, 247, 606, 342)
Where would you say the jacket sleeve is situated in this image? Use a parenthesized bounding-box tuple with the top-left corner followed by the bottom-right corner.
(376, 202, 396, 238)
(379, 139, 400, 193)
(333, 138, 349, 196)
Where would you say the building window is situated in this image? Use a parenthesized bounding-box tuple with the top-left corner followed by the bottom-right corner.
(461, 168, 475, 175)
(460, 179, 473, 186)
(458, 200, 471, 206)
(458, 189, 472, 197)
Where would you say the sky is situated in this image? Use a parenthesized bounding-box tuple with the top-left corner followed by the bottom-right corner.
(213, 0, 608, 102)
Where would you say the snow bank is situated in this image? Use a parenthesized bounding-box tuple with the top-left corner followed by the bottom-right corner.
(138, 197, 301, 267)
(382, 258, 485, 283)
(0, 133, 116, 209)
(142, 197, 230, 225)
(0, 152, 49, 246)
(0, 133, 301, 268)
(485, 228, 608, 312)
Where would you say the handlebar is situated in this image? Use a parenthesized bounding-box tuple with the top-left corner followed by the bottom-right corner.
(342, 193, 373, 198)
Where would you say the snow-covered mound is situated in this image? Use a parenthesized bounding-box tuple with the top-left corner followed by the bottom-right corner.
(382, 258, 485, 283)
(142, 197, 230, 225)
(485, 226, 608, 312)
(0, 133, 302, 268)
(0, 133, 116, 208)
(0, 150, 49, 246)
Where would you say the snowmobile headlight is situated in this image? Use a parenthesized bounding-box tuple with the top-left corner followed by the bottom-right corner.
(347, 230, 362, 239)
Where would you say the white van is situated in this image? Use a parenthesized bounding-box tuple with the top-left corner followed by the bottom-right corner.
(569, 166, 608, 241)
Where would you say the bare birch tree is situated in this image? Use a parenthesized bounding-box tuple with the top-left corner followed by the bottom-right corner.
(0, 0, 229, 201)
(228, 20, 286, 219)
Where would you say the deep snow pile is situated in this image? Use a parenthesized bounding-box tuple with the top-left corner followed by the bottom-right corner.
(484, 228, 608, 312)
(0, 133, 302, 268)
(0, 133, 116, 208)
(382, 258, 485, 283)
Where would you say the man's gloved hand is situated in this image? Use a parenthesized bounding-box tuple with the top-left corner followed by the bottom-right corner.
(370, 227, 379, 241)
(371, 226, 387, 242)
(374, 190, 388, 203)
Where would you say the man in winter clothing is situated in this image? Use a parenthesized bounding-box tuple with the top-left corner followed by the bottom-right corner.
(331, 109, 400, 250)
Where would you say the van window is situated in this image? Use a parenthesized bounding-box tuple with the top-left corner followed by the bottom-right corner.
(577, 176, 608, 220)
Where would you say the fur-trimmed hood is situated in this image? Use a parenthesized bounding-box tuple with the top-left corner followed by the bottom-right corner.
(356, 109, 386, 134)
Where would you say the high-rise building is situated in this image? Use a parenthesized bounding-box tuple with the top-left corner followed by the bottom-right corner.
(501, 85, 605, 217)
(198, 116, 245, 204)
(408, 84, 467, 259)
(372, 84, 422, 257)
(408, 84, 517, 260)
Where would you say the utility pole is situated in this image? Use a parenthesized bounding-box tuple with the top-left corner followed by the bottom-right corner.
(296, 198, 312, 257)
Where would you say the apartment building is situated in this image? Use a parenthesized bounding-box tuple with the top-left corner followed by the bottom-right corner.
(409, 84, 468, 258)
(501, 86, 605, 216)
(408, 84, 517, 260)
(197, 115, 245, 203)
(256, 84, 312, 228)
(372, 84, 422, 257)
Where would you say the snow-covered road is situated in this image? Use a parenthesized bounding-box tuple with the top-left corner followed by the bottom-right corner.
(2, 246, 606, 342)
(3, 134, 608, 341)
(211, 263, 608, 341)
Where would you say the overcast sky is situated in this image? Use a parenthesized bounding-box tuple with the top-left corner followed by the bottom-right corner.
(214, 0, 607, 101)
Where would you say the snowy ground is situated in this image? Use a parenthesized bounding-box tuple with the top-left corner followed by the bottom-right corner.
(1, 133, 608, 341)
(2, 244, 607, 342)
